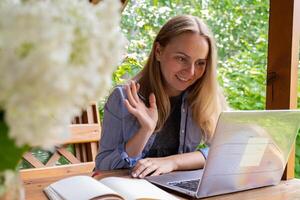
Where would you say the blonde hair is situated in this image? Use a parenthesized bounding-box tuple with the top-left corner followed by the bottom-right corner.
(135, 15, 227, 143)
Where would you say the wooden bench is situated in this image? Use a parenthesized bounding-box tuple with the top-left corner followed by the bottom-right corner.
(21, 102, 101, 169)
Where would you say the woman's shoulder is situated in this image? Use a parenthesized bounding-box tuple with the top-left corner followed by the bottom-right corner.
(109, 85, 127, 99)
(105, 85, 129, 117)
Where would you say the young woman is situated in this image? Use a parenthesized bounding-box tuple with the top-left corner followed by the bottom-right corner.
(95, 15, 227, 178)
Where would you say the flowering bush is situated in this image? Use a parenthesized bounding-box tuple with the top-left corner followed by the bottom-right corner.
(0, 0, 125, 181)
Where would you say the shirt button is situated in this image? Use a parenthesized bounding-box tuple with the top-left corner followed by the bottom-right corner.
(182, 108, 185, 113)
(181, 130, 184, 133)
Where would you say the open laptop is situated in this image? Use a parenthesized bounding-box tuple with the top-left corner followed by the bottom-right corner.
(146, 110, 300, 198)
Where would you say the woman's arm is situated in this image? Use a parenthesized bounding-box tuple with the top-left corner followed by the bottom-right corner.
(95, 82, 158, 170)
(131, 151, 205, 178)
(124, 81, 158, 157)
(125, 127, 153, 157)
(95, 87, 130, 170)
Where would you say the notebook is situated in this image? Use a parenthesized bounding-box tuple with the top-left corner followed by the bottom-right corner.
(146, 110, 300, 198)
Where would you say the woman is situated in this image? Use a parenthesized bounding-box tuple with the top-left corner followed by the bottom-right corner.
(95, 15, 226, 178)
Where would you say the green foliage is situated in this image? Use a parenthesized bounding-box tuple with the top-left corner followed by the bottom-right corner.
(0, 111, 29, 171)
(113, 56, 143, 85)
(206, 0, 269, 110)
(19, 145, 74, 169)
(298, 69, 300, 108)
(296, 132, 300, 178)
(296, 63, 300, 178)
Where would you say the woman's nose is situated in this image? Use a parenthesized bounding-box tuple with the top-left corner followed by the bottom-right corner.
(183, 63, 195, 76)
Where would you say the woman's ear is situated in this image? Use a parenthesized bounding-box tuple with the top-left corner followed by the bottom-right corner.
(155, 42, 162, 61)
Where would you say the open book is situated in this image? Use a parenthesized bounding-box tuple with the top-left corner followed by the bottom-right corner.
(44, 175, 179, 200)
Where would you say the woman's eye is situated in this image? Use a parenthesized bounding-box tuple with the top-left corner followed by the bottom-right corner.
(176, 57, 185, 62)
(196, 60, 206, 67)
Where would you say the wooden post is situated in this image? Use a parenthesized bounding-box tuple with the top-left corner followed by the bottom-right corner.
(266, 0, 300, 180)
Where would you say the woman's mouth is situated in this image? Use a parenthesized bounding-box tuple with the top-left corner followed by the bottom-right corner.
(176, 74, 190, 82)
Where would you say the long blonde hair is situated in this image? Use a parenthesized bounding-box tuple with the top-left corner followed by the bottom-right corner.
(135, 15, 226, 142)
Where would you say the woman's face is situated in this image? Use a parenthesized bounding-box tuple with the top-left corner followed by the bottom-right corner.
(155, 32, 209, 97)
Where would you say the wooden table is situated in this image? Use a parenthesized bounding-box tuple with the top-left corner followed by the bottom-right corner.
(20, 163, 300, 200)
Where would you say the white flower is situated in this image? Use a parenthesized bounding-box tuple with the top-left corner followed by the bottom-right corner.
(0, 0, 125, 148)
(0, 170, 24, 198)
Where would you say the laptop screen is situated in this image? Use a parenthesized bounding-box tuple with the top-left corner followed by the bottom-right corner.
(218, 110, 300, 162)
(198, 110, 300, 197)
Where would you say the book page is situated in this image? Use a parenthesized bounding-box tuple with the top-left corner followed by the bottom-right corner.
(100, 177, 179, 200)
(45, 175, 123, 200)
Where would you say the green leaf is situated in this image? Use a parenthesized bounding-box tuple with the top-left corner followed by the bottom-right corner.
(296, 145, 300, 157)
(0, 113, 29, 171)
(197, 141, 208, 149)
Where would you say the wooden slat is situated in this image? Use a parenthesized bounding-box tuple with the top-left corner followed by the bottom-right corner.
(81, 144, 88, 162)
(85, 104, 98, 161)
(63, 124, 100, 144)
(20, 162, 95, 181)
(74, 144, 82, 161)
(74, 116, 81, 124)
(45, 152, 60, 167)
(81, 110, 88, 124)
(88, 102, 100, 123)
(69, 124, 100, 134)
(87, 105, 94, 123)
(90, 143, 98, 162)
(22, 152, 44, 168)
(57, 148, 80, 164)
(266, 0, 300, 180)
(92, 102, 101, 125)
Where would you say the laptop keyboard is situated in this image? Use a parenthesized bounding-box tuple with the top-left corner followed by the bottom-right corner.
(168, 179, 200, 192)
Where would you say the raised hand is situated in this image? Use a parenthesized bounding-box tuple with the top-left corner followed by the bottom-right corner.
(124, 81, 158, 133)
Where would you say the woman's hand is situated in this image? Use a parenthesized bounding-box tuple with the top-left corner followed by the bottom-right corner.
(131, 157, 177, 178)
(131, 152, 206, 178)
(124, 81, 158, 133)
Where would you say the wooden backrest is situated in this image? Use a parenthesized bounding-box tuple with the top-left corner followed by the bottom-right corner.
(21, 102, 101, 169)
(71, 102, 101, 163)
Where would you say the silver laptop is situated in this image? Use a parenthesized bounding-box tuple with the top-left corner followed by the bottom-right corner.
(146, 110, 300, 198)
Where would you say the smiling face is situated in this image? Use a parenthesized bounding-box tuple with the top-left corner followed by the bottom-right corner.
(155, 32, 209, 97)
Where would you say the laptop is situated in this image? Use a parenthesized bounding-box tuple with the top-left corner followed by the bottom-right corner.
(146, 110, 300, 198)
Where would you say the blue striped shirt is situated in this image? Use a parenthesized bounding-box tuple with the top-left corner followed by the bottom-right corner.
(95, 86, 209, 170)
